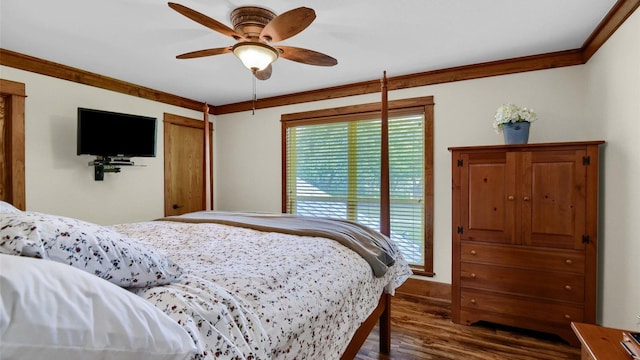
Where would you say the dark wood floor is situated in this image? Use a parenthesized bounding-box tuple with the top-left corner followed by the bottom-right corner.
(355, 294, 581, 360)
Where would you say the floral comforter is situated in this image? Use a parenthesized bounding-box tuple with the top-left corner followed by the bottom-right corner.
(111, 220, 411, 359)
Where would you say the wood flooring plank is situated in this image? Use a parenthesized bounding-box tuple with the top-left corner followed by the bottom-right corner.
(355, 294, 580, 360)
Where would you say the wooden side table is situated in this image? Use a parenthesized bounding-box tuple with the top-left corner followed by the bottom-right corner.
(571, 322, 635, 359)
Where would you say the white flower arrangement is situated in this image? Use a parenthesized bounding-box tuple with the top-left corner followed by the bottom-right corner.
(493, 104, 537, 134)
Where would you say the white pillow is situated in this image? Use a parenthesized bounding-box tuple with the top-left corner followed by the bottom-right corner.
(0, 211, 183, 287)
(0, 200, 20, 213)
(0, 254, 197, 360)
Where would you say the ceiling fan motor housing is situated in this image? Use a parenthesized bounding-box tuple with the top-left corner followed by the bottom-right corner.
(230, 7, 276, 40)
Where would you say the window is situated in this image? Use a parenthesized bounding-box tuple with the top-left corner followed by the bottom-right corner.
(281, 97, 434, 275)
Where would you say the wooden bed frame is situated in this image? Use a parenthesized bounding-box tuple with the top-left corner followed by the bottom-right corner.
(341, 73, 393, 359)
(341, 293, 392, 359)
(200, 74, 393, 359)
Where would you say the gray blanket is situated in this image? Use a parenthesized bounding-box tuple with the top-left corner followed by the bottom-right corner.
(158, 211, 397, 277)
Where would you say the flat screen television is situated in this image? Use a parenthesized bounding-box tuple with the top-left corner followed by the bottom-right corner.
(77, 107, 157, 158)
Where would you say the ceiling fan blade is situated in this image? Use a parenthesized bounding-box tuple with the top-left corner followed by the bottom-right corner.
(254, 65, 272, 80)
(176, 47, 232, 59)
(260, 7, 315, 43)
(276, 46, 337, 66)
(168, 2, 245, 41)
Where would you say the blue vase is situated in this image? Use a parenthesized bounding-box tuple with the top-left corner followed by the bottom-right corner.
(502, 122, 530, 144)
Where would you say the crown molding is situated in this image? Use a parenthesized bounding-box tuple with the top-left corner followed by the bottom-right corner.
(214, 49, 584, 114)
(0, 49, 206, 112)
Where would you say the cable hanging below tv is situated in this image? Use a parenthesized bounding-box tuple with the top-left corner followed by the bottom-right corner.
(76, 107, 157, 181)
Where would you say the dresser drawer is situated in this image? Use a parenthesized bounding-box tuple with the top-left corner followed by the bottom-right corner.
(460, 288, 584, 326)
(461, 242, 584, 272)
(460, 262, 584, 302)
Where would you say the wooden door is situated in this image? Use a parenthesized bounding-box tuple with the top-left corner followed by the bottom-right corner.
(458, 151, 516, 244)
(163, 113, 212, 216)
(521, 149, 587, 250)
(0, 79, 26, 209)
(1, 94, 8, 201)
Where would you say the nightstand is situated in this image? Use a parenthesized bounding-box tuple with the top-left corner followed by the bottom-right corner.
(571, 322, 634, 359)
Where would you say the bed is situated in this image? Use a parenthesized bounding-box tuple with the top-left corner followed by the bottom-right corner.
(0, 201, 411, 359)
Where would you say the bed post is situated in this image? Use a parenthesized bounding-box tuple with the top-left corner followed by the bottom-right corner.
(379, 71, 391, 354)
(336, 73, 395, 360)
(379, 293, 391, 354)
(379, 72, 391, 354)
(202, 103, 211, 210)
(380, 71, 390, 237)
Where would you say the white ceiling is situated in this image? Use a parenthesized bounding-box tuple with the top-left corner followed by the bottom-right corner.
(1, 0, 617, 106)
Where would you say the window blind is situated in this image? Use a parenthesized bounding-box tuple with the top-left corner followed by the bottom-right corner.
(285, 112, 425, 265)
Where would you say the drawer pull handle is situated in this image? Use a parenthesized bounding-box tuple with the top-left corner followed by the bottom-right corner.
(565, 259, 573, 265)
(564, 314, 571, 320)
(470, 273, 477, 279)
(470, 250, 477, 255)
(470, 299, 476, 304)
(565, 285, 572, 291)
(523, 196, 530, 201)
(507, 195, 515, 201)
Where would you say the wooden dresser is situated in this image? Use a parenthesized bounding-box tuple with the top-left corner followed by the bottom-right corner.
(449, 141, 604, 345)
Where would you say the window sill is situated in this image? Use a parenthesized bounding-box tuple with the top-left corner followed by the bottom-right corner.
(410, 265, 435, 277)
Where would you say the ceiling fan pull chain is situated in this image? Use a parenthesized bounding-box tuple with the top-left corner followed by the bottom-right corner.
(252, 70, 257, 115)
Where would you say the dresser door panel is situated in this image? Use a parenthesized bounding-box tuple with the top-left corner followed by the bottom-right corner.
(461, 152, 515, 244)
(523, 150, 587, 249)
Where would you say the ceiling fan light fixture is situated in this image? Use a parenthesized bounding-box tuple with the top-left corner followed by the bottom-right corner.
(232, 42, 278, 71)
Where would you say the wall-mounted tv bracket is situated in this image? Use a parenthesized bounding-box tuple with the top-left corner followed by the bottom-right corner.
(89, 156, 135, 181)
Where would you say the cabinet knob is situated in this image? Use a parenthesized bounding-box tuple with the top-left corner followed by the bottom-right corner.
(565, 285, 572, 291)
(564, 314, 571, 320)
(471, 273, 477, 279)
(470, 299, 476, 304)
(470, 250, 477, 255)
(565, 259, 573, 265)
(507, 195, 515, 200)
(523, 196, 530, 201)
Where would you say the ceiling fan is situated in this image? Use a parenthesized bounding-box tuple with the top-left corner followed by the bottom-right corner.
(168, 2, 338, 80)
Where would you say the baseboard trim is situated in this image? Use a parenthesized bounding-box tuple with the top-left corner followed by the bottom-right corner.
(395, 277, 451, 304)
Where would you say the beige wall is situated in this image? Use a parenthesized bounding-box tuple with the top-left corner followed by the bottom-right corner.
(0, 66, 204, 224)
(584, 9, 640, 330)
